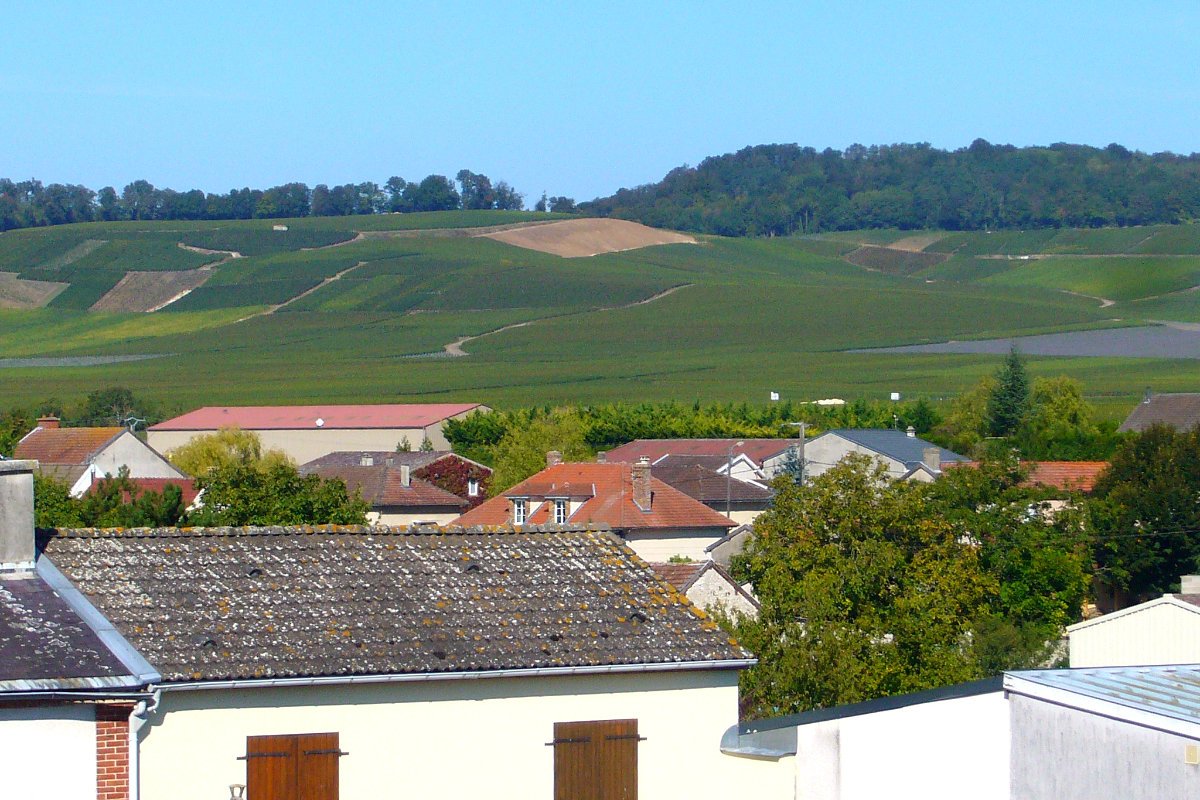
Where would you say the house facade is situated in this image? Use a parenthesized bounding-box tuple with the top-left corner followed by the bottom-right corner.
(452, 457, 737, 562)
(1068, 577, 1200, 667)
(14, 417, 185, 496)
(803, 428, 966, 481)
(651, 560, 759, 618)
(147, 403, 488, 464)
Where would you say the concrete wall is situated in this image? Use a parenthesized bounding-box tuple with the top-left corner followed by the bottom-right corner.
(793, 692, 1009, 800)
(0, 704, 96, 799)
(151, 426, 450, 465)
(138, 670, 788, 800)
(1069, 602, 1200, 667)
(803, 436, 905, 480)
(623, 528, 727, 561)
(1010, 693, 1200, 799)
(689, 568, 758, 619)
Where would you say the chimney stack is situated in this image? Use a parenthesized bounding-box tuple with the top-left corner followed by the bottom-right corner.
(1182, 575, 1200, 594)
(0, 460, 37, 572)
(546, 450, 563, 468)
(922, 447, 941, 473)
(906, 426, 916, 438)
(37, 416, 59, 430)
(400, 465, 411, 488)
(596, 451, 607, 464)
(632, 457, 652, 511)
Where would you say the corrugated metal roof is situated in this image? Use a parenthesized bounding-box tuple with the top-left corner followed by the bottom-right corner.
(1008, 665, 1200, 724)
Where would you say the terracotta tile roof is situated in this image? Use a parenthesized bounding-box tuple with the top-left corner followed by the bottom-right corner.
(150, 404, 484, 431)
(305, 464, 466, 509)
(1022, 462, 1109, 493)
(651, 464, 773, 504)
(14, 427, 125, 465)
(40, 525, 750, 682)
(604, 439, 803, 466)
(650, 562, 707, 591)
(1119, 393, 1200, 433)
(0, 570, 135, 689)
(454, 463, 736, 531)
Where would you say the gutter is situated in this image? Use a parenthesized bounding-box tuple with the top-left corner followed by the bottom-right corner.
(160, 658, 758, 692)
(0, 690, 155, 702)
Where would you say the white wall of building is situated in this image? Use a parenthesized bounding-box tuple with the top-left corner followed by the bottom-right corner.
(0, 704, 96, 799)
(138, 669, 789, 800)
(688, 568, 758, 619)
(1069, 599, 1200, 667)
(151, 426, 450, 466)
(92, 432, 185, 480)
(793, 692, 1009, 800)
(623, 528, 728, 561)
(374, 510, 461, 526)
(803, 436, 905, 480)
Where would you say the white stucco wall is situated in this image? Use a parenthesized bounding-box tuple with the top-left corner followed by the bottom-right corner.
(803, 436, 905, 480)
(1069, 601, 1200, 667)
(137, 669, 789, 800)
(688, 568, 758, 619)
(0, 704, 96, 799)
(374, 509, 461, 526)
(151, 426, 451, 465)
(92, 432, 185, 480)
(793, 692, 1010, 800)
(623, 528, 728, 561)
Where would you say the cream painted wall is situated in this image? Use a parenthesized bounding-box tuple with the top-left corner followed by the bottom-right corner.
(138, 670, 789, 800)
(1069, 601, 1200, 667)
(623, 528, 727, 561)
(374, 510, 461, 526)
(151, 426, 450, 465)
(793, 692, 1009, 800)
(92, 432, 185, 479)
(0, 704, 96, 799)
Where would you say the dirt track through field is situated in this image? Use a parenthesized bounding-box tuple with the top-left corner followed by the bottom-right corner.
(420, 283, 694, 358)
(480, 218, 696, 257)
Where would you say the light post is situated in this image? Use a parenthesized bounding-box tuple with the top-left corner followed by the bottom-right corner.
(726, 440, 744, 518)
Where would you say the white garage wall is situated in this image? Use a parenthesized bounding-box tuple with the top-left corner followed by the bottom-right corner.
(0, 705, 96, 799)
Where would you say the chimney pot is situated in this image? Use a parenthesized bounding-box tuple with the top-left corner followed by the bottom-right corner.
(37, 416, 60, 430)
(906, 426, 916, 438)
(400, 465, 411, 488)
(1182, 575, 1200, 594)
(546, 450, 563, 467)
(631, 459, 652, 511)
(922, 446, 941, 473)
(0, 460, 37, 572)
(596, 451, 607, 464)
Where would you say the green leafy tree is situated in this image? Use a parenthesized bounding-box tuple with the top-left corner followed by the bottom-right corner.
(1015, 376, 1111, 459)
(419, 435, 434, 452)
(187, 461, 368, 526)
(33, 474, 85, 528)
(931, 377, 995, 454)
(1089, 425, 1200, 604)
(489, 411, 592, 494)
(71, 386, 157, 428)
(986, 348, 1030, 438)
(33, 468, 187, 528)
(166, 427, 293, 476)
(732, 456, 995, 715)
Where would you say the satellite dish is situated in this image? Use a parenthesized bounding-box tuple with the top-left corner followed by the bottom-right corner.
(315, 418, 325, 428)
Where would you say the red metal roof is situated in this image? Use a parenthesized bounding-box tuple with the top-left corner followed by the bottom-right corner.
(604, 438, 802, 466)
(1022, 462, 1109, 493)
(149, 404, 485, 431)
(454, 462, 736, 531)
(14, 427, 126, 465)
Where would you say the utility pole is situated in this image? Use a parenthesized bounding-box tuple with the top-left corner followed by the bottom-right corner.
(786, 422, 806, 484)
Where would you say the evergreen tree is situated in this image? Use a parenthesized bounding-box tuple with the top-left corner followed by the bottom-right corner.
(986, 347, 1030, 437)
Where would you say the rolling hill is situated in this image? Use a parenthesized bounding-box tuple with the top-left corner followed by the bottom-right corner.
(0, 212, 1198, 415)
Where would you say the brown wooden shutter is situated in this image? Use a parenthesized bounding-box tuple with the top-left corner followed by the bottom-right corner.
(552, 719, 638, 800)
(245, 732, 342, 800)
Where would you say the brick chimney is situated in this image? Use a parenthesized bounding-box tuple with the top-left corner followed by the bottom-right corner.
(37, 416, 60, 430)
(0, 460, 37, 572)
(546, 450, 563, 467)
(632, 457, 652, 511)
(922, 447, 941, 473)
(1182, 575, 1200, 594)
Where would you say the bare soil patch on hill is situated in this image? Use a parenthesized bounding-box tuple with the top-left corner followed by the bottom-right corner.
(90, 269, 214, 312)
(845, 245, 948, 275)
(481, 218, 696, 257)
(889, 233, 947, 252)
(0, 271, 68, 309)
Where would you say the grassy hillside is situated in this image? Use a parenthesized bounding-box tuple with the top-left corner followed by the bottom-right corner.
(1, 214, 1199, 416)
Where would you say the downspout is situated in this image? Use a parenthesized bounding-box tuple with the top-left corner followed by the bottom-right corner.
(128, 687, 161, 800)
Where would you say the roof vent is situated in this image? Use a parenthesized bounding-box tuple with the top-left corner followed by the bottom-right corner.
(464, 560, 482, 572)
(315, 417, 325, 428)
(432, 649, 447, 660)
(629, 610, 648, 623)
(243, 564, 263, 578)
(192, 634, 220, 649)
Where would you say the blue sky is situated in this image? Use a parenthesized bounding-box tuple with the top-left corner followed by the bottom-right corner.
(3, 2, 1198, 202)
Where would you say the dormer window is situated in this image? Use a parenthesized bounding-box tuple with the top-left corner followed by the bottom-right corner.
(468, 478, 480, 497)
(513, 498, 527, 525)
(553, 499, 567, 524)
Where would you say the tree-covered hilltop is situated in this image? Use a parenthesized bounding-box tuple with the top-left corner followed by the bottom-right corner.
(582, 140, 1200, 236)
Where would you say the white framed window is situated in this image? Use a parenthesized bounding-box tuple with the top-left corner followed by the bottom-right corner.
(513, 498, 527, 524)
(468, 478, 479, 497)
(553, 499, 567, 524)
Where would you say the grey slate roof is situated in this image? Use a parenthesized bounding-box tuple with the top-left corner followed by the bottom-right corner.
(1118, 393, 1200, 433)
(0, 569, 137, 691)
(822, 429, 966, 468)
(39, 524, 750, 684)
(652, 463, 773, 504)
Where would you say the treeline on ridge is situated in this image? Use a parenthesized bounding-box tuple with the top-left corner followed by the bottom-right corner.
(582, 140, 1200, 236)
(0, 169, 577, 232)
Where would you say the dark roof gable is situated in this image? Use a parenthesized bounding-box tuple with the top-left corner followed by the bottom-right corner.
(1119, 393, 1200, 433)
(40, 524, 750, 684)
(822, 429, 966, 468)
